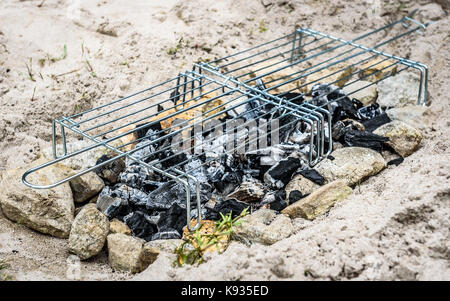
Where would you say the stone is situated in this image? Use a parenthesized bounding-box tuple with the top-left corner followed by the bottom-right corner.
(386, 105, 432, 130)
(94, 155, 125, 184)
(109, 218, 131, 235)
(285, 174, 320, 203)
(282, 180, 352, 220)
(373, 121, 423, 157)
(41, 140, 120, 171)
(234, 209, 293, 245)
(0, 159, 74, 238)
(69, 172, 105, 203)
(226, 180, 265, 203)
(144, 239, 183, 254)
(183, 220, 229, 253)
(68, 204, 110, 260)
(377, 72, 420, 108)
(418, 3, 446, 21)
(315, 147, 387, 186)
(107, 233, 158, 273)
(344, 80, 377, 106)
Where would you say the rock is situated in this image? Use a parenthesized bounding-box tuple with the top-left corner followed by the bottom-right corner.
(386, 105, 432, 130)
(377, 72, 420, 108)
(282, 180, 352, 220)
(69, 172, 105, 203)
(0, 159, 74, 238)
(68, 204, 109, 260)
(107, 233, 158, 273)
(285, 174, 320, 203)
(109, 218, 131, 235)
(183, 220, 229, 253)
(94, 155, 125, 184)
(41, 140, 120, 171)
(344, 81, 377, 106)
(418, 3, 445, 21)
(315, 147, 387, 186)
(144, 239, 183, 254)
(234, 209, 293, 245)
(373, 121, 423, 157)
(226, 180, 265, 203)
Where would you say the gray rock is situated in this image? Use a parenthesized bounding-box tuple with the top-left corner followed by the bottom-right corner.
(144, 239, 183, 256)
(0, 159, 74, 238)
(68, 204, 109, 260)
(41, 140, 120, 171)
(377, 72, 420, 108)
(285, 174, 320, 203)
(282, 180, 352, 220)
(226, 180, 265, 203)
(344, 80, 377, 106)
(315, 147, 387, 186)
(234, 209, 294, 245)
(109, 218, 131, 235)
(69, 172, 105, 203)
(373, 121, 422, 157)
(386, 105, 432, 130)
(107, 233, 158, 273)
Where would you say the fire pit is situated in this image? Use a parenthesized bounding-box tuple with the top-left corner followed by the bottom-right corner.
(22, 13, 429, 243)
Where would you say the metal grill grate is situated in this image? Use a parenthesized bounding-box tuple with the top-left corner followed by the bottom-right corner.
(22, 13, 430, 230)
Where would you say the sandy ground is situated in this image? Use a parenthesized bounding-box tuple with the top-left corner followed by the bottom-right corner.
(0, 0, 449, 280)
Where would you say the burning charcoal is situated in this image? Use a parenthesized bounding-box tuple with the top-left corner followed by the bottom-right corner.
(125, 140, 157, 167)
(135, 123, 162, 140)
(206, 198, 249, 220)
(288, 190, 303, 204)
(264, 157, 301, 189)
(156, 203, 187, 235)
(145, 181, 211, 211)
(357, 103, 383, 120)
(226, 180, 265, 203)
(158, 150, 187, 169)
(277, 92, 305, 106)
(103, 197, 131, 220)
(260, 190, 287, 212)
(95, 155, 125, 184)
(118, 166, 163, 193)
(123, 211, 158, 242)
(297, 169, 325, 185)
(310, 84, 361, 121)
(213, 171, 243, 195)
(343, 129, 389, 151)
(388, 157, 404, 166)
(362, 113, 392, 132)
(184, 159, 208, 183)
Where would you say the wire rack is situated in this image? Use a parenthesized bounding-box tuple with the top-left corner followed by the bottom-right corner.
(22, 13, 430, 230)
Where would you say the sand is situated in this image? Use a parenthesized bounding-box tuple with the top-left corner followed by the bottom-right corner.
(0, 0, 449, 280)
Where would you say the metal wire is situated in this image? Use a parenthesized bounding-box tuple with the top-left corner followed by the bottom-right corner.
(22, 14, 430, 230)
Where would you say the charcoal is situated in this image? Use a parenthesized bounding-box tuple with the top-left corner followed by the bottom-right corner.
(104, 198, 132, 220)
(343, 129, 389, 151)
(357, 103, 383, 120)
(145, 181, 211, 211)
(206, 198, 249, 220)
(158, 150, 187, 169)
(264, 157, 302, 189)
(298, 169, 325, 185)
(213, 171, 243, 195)
(388, 157, 404, 166)
(123, 211, 158, 241)
(95, 155, 125, 184)
(119, 167, 164, 193)
(362, 113, 392, 132)
(288, 190, 303, 204)
(260, 190, 287, 211)
(310, 84, 366, 123)
(277, 92, 305, 106)
(135, 122, 162, 139)
(156, 203, 187, 234)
